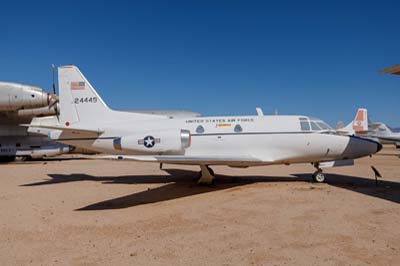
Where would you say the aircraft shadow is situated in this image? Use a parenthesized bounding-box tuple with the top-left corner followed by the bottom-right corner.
(77, 171, 310, 211)
(21, 169, 199, 186)
(293, 173, 400, 205)
(21, 169, 400, 210)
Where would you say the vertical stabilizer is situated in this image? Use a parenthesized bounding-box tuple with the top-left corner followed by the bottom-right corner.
(338, 108, 368, 134)
(351, 108, 368, 132)
(58, 65, 112, 127)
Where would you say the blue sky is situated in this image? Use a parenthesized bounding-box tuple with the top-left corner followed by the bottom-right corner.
(0, 0, 399, 126)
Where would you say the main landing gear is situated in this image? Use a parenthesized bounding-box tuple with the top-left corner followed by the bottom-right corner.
(198, 165, 215, 185)
(312, 163, 326, 183)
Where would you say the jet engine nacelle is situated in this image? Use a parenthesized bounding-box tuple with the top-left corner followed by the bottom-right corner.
(0, 82, 50, 111)
(114, 129, 191, 153)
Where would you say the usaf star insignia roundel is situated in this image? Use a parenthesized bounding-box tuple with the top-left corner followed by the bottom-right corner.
(144, 136, 155, 148)
(138, 136, 161, 148)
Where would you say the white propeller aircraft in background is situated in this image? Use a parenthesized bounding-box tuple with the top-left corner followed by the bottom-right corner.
(336, 108, 369, 135)
(368, 122, 400, 148)
(28, 65, 382, 184)
(338, 108, 400, 149)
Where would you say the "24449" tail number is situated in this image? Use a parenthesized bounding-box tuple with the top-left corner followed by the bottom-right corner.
(74, 97, 98, 104)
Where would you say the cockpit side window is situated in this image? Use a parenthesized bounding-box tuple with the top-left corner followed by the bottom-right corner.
(316, 122, 329, 130)
(299, 118, 310, 131)
(310, 121, 320, 131)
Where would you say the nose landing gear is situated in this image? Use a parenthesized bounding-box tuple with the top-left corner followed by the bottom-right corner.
(312, 163, 326, 183)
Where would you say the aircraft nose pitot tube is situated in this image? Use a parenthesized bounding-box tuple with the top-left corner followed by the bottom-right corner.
(113, 129, 191, 153)
(0, 82, 50, 111)
(342, 136, 382, 159)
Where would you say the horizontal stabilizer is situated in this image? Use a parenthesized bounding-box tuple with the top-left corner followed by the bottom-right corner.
(26, 124, 104, 140)
(24, 124, 103, 134)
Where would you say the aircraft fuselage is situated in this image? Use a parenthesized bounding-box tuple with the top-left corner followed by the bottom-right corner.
(50, 114, 380, 166)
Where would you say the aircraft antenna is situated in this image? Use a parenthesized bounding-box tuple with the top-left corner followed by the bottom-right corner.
(49, 64, 60, 121)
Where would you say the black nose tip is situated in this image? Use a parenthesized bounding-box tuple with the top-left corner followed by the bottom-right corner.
(377, 142, 383, 153)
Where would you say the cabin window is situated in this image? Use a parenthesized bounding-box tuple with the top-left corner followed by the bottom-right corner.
(299, 118, 310, 131)
(196, 125, 205, 134)
(16, 143, 21, 147)
(234, 124, 243, 133)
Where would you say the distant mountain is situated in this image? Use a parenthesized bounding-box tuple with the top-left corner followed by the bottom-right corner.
(393, 127, 400, 133)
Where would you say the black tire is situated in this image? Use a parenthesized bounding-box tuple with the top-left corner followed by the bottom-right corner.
(312, 170, 325, 183)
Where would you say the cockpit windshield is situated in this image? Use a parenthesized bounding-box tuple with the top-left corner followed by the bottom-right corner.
(299, 117, 333, 132)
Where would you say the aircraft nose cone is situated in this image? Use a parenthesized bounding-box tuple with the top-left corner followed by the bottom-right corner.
(343, 136, 382, 159)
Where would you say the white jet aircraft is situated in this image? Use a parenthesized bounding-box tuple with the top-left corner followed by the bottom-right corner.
(28, 65, 382, 184)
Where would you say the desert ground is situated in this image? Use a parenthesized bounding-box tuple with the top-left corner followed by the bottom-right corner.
(0, 146, 399, 266)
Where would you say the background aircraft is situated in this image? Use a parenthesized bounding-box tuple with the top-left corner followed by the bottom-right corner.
(336, 108, 369, 135)
(0, 75, 202, 163)
(337, 108, 400, 148)
(129, 110, 201, 118)
(0, 81, 71, 162)
(379, 64, 400, 75)
(28, 65, 381, 184)
(377, 64, 400, 141)
(368, 120, 400, 148)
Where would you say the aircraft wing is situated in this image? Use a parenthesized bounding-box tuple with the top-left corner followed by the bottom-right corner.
(375, 135, 400, 142)
(23, 116, 105, 138)
(336, 127, 372, 135)
(92, 155, 263, 165)
(379, 64, 400, 75)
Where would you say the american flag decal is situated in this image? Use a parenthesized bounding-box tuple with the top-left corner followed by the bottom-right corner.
(70, 81, 85, 90)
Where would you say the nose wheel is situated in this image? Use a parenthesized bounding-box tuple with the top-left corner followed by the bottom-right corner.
(312, 163, 326, 183)
(312, 170, 325, 183)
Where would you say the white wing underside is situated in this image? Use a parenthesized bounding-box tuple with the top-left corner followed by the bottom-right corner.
(92, 155, 264, 165)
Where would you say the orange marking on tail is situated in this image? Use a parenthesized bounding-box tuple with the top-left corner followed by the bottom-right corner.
(353, 125, 364, 131)
(355, 110, 365, 121)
